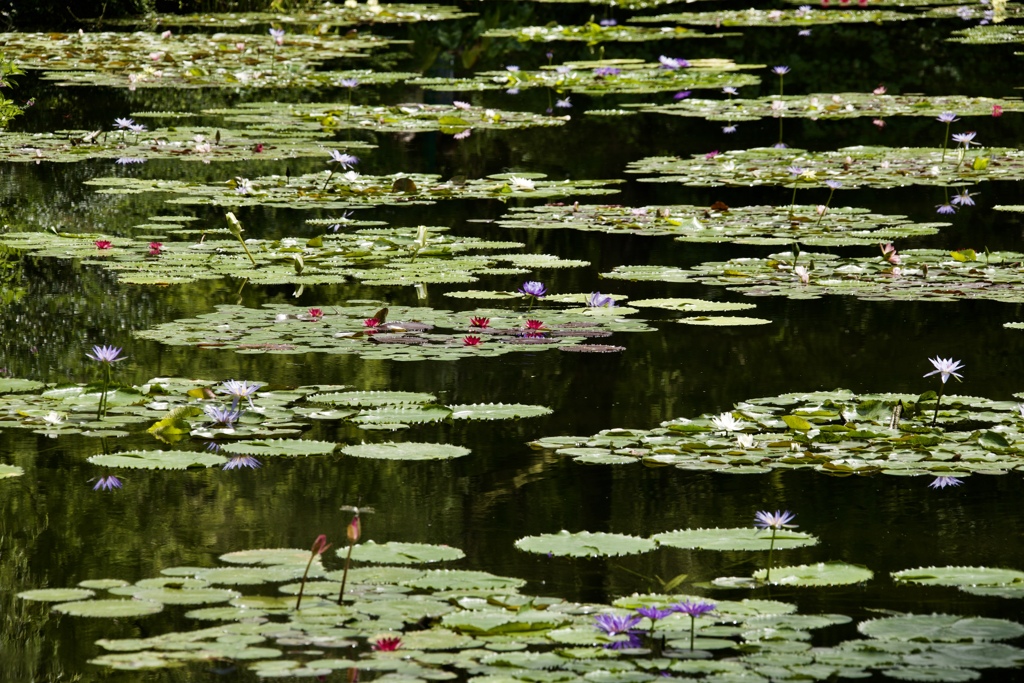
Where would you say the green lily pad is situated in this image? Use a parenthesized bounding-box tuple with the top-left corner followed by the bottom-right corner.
(85, 172, 621, 210)
(87, 450, 228, 469)
(858, 614, 1024, 642)
(880, 666, 980, 682)
(652, 527, 819, 551)
(412, 59, 760, 96)
(629, 298, 758, 312)
(675, 316, 772, 326)
(753, 562, 873, 586)
(221, 439, 337, 457)
(631, 7, 925, 27)
(349, 541, 466, 564)
(308, 391, 438, 407)
(113, 4, 476, 28)
(628, 146, 1018, 189)
(625, 93, 1024, 123)
(5, 31, 413, 89)
(448, 404, 553, 420)
(404, 569, 526, 591)
(603, 248, 1024, 305)
(0, 463, 24, 478)
(341, 442, 471, 460)
(514, 531, 657, 557)
(892, 566, 1024, 587)
(18, 588, 95, 602)
(52, 599, 164, 617)
(482, 23, 737, 44)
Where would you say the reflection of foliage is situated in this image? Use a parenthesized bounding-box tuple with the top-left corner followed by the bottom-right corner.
(406, 3, 537, 73)
(0, 53, 23, 129)
(0, 245, 25, 309)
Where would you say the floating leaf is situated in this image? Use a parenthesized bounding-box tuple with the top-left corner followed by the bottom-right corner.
(341, 442, 471, 460)
(349, 541, 466, 564)
(652, 527, 819, 551)
(0, 464, 24, 478)
(18, 588, 95, 602)
(52, 599, 164, 617)
(449, 403, 553, 420)
(858, 614, 1024, 642)
(515, 531, 657, 557)
(221, 439, 337, 457)
(87, 450, 228, 469)
(753, 562, 873, 586)
(892, 566, 1024, 587)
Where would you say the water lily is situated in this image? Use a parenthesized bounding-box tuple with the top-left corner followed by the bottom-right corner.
(587, 292, 615, 308)
(372, 636, 403, 651)
(880, 242, 901, 265)
(594, 613, 642, 636)
(204, 404, 242, 427)
(363, 318, 381, 329)
(223, 455, 261, 470)
(92, 475, 122, 491)
(87, 345, 124, 364)
(924, 356, 964, 384)
(936, 203, 957, 215)
(936, 111, 959, 162)
(463, 335, 482, 346)
(453, 129, 471, 140)
(470, 316, 490, 328)
(951, 189, 977, 207)
(518, 280, 547, 300)
(755, 510, 796, 583)
(296, 534, 332, 610)
(453, 100, 471, 109)
(114, 117, 134, 130)
(736, 433, 756, 449)
(508, 176, 535, 191)
(329, 150, 359, 169)
(672, 600, 715, 650)
(952, 131, 978, 148)
(148, 241, 163, 255)
(308, 308, 324, 321)
(269, 28, 285, 45)
(929, 476, 963, 489)
(220, 380, 261, 410)
(524, 319, 545, 331)
(635, 605, 674, 622)
(711, 412, 747, 432)
(95, 240, 112, 250)
(339, 78, 359, 89)
(555, 97, 572, 109)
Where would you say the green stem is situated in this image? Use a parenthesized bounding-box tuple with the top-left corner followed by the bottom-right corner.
(337, 541, 354, 604)
(814, 188, 836, 227)
(778, 116, 784, 146)
(322, 165, 336, 191)
(941, 121, 950, 163)
(296, 552, 316, 610)
(689, 615, 696, 650)
(932, 383, 946, 427)
(766, 528, 777, 583)
(98, 363, 111, 419)
(789, 182, 798, 217)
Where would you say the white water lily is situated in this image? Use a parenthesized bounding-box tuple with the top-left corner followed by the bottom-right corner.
(42, 411, 64, 425)
(711, 412, 748, 432)
(736, 433, 756, 449)
(508, 176, 536, 191)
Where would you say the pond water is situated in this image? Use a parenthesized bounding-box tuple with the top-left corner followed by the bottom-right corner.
(4, 1, 1024, 681)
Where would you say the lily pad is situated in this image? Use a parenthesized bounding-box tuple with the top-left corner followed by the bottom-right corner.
(0, 463, 24, 478)
(221, 439, 337, 457)
(341, 442, 471, 460)
(493, 203, 942, 247)
(18, 588, 95, 602)
(349, 541, 466, 564)
(87, 450, 228, 469)
(628, 146, 1019, 189)
(676, 316, 772, 326)
(514, 531, 657, 557)
(448, 404, 553, 420)
(652, 527, 819, 551)
(753, 562, 873, 586)
(858, 614, 1024, 642)
(52, 599, 164, 617)
(482, 23, 737, 44)
(412, 59, 761, 96)
(891, 566, 1024, 587)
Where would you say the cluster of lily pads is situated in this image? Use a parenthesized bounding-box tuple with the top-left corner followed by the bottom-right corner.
(16, 535, 1024, 680)
(529, 387, 1024, 479)
(492, 202, 945, 247)
(0, 369, 555, 483)
(602, 246, 1024, 304)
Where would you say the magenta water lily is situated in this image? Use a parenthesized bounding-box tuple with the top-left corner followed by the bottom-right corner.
(296, 534, 332, 611)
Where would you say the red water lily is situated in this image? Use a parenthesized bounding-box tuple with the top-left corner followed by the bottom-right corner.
(524, 319, 545, 330)
(95, 240, 112, 250)
(148, 241, 162, 255)
(463, 335, 482, 346)
(469, 316, 490, 328)
(308, 308, 324, 321)
(372, 636, 402, 652)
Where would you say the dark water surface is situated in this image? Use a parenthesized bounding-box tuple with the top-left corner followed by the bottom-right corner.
(3, 1, 1024, 681)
